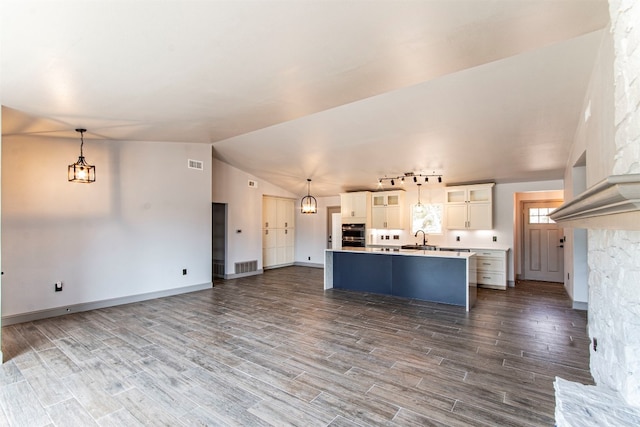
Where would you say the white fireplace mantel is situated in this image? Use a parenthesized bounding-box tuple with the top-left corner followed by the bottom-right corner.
(550, 174, 640, 230)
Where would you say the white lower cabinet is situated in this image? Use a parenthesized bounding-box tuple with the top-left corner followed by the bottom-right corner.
(475, 249, 507, 290)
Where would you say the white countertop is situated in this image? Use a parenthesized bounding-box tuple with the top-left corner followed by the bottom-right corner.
(368, 244, 510, 251)
(328, 247, 476, 259)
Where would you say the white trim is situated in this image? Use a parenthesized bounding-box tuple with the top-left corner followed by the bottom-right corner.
(550, 174, 640, 229)
(1, 282, 212, 326)
(294, 262, 324, 268)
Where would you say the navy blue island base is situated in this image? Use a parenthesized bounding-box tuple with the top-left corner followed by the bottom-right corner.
(325, 249, 477, 311)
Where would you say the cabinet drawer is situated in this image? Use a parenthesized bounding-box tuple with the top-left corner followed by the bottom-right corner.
(477, 258, 504, 272)
(477, 272, 505, 286)
(476, 250, 503, 258)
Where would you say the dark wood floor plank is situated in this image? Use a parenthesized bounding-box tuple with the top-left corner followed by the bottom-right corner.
(1, 267, 592, 426)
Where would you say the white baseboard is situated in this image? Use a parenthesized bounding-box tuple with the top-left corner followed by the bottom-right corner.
(294, 262, 324, 269)
(1, 282, 212, 326)
(573, 301, 588, 310)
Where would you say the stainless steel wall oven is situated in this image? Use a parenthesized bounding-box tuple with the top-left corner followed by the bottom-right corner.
(341, 223, 366, 247)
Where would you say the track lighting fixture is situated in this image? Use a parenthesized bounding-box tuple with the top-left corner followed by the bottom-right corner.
(68, 128, 96, 183)
(378, 172, 442, 187)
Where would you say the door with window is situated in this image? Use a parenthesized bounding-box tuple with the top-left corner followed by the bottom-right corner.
(523, 201, 564, 282)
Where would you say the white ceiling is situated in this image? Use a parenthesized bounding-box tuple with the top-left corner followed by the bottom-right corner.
(1, 1, 610, 196)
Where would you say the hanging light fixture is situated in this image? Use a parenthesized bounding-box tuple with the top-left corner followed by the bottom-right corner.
(415, 183, 425, 214)
(68, 128, 96, 183)
(300, 178, 317, 214)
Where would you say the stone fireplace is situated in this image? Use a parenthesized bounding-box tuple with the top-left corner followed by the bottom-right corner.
(551, 0, 640, 425)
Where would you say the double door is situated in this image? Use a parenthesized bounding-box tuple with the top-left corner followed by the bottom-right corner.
(445, 184, 493, 230)
(371, 191, 404, 229)
(263, 197, 295, 268)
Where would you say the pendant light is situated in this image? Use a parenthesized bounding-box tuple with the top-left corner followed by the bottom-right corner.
(415, 183, 425, 214)
(300, 178, 317, 214)
(68, 128, 96, 183)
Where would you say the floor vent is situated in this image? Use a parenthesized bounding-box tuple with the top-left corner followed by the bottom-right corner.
(188, 159, 204, 170)
(235, 260, 257, 274)
(213, 260, 225, 278)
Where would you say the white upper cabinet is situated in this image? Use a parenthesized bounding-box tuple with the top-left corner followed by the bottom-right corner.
(371, 191, 404, 229)
(445, 183, 494, 230)
(340, 192, 371, 225)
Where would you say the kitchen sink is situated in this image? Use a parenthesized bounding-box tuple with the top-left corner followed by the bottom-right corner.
(400, 244, 438, 251)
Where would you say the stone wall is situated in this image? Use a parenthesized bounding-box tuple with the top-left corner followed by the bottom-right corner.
(588, 0, 640, 407)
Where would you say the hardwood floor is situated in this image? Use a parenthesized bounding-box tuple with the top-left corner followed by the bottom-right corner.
(0, 266, 593, 426)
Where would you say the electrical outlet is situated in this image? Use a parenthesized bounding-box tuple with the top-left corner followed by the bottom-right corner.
(55, 281, 63, 292)
(308, 256, 311, 261)
(456, 236, 460, 242)
(593, 337, 598, 352)
(182, 269, 187, 275)
(492, 236, 497, 242)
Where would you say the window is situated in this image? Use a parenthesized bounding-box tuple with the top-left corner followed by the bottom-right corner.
(412, 203, 443, 234)
(529, 207, 556, 224)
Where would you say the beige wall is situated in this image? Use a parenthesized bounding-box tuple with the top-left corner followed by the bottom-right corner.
(2, 135, 212, 320)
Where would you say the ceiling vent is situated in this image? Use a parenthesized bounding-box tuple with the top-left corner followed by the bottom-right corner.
(188, 159, 203, 170)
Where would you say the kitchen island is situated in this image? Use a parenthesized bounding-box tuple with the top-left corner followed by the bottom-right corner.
(325, 248, 477, 311)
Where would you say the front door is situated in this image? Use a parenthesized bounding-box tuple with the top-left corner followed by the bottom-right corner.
(523, 201, 564, 282)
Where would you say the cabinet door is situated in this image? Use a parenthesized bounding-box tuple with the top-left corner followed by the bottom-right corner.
(467, 202, 492, 229)
(386, 193, 400, 207)
(386, 206, 403, 229)
(341, 194, 354, 219)
(263, 197, 278, 228)
(263, 228, 277, 249)
(372, 207, 386, 228)
(446, 189, 466, 203)
(263, 248, 278, 267)
(469, 187, 491, 202)
(263, 228, 278, 267)
(445, 204, 468, 229)
(352, 193, 368, 218)
(277, 198, 294, 228)
(372, 194, 386, 207)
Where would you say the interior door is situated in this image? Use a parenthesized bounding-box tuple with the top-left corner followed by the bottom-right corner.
(327, 206, 341, 249)
(523, 201, 564, 282)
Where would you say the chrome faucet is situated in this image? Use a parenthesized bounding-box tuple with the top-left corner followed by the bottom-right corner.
(415, 230, 428, 246)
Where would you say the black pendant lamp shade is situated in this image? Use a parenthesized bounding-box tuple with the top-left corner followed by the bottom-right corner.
(301, 178, 317, 214)
(68, 128, 96, 183)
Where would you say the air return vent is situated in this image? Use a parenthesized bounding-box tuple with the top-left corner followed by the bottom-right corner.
(235, 260, 257, 274)
(188, 159, 204, 170)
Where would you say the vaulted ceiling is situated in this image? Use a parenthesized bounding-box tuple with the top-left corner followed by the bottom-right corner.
(1, 1, 610, 196)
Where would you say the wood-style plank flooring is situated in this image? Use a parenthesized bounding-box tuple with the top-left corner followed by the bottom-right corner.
(0, 266, 593, 426)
